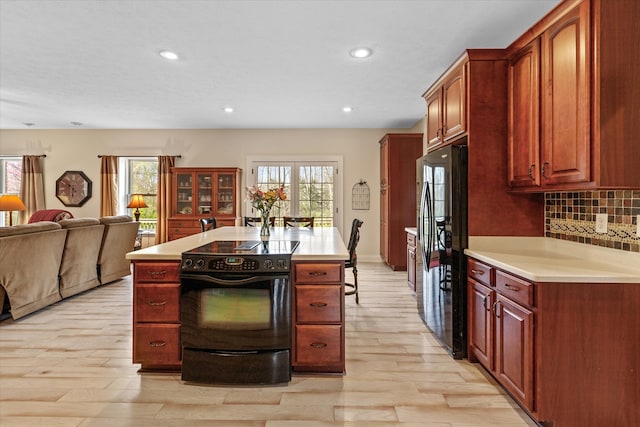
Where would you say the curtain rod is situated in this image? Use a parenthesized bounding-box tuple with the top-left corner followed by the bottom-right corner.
(97, 155, 182, 158)
(0, 154, 46, 158)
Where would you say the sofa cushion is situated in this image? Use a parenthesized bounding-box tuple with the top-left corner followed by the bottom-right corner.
(28, 209, 73, 223)
(0, 221, 61, 237)
(99, 215, 134, 225)
(59, 218, 101, 229)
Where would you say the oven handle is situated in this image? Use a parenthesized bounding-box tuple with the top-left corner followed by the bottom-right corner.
(180, 273, 288, 286)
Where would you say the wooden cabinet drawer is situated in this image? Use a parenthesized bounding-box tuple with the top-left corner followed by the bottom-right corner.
(135, 284, 180, 322)
(135, 262, 180, 283)
(468, 258, 493, 286)
(295, 324, 342, 366)
(168, 219, 198, 228)
(295, 263, 343, 283)
(133, 324, 181, 365)
(407, 232, 417, 247)
(296, 285, 342, 323)
(495, 269, 533, 307)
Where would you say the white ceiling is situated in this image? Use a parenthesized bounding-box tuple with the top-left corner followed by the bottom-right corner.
(0, 0, 559, 130)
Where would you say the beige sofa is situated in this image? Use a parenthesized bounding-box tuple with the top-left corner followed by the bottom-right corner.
(58, 218, 105, 298)
(0, 216, 139, 320)
(98, 215, 140, 285)
(0, 222, 67, 319)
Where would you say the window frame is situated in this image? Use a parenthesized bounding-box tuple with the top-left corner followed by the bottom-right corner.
(0, 156, 22, 227)
(118, 157, 158, 232)
(246, 155, 343, 232)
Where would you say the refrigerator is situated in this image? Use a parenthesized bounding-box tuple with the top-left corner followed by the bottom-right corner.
(416, 144, 468, 359)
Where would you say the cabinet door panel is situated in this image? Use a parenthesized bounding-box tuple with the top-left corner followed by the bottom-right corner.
(135, 284, 180, 322)
(296, 285, 342, 323)
(508, 39, 540, 188)
(294, 325, 342, 366)
(425, 91, 442, 148)
(442, 66, 465, 140)
(495, 295, 534, 411)
(468, 280, 493, 369)
(541, 2, 590, 185)
(134, 324, 181, 365)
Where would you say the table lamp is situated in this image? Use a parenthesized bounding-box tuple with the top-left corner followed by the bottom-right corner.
(127, 194, 147, 221)
(0, 194, 27, 226)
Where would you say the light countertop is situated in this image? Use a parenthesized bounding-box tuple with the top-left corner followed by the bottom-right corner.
(405, 227, 417, 236)
(466, 237, 640, 283)
(126, 226, 349, 261)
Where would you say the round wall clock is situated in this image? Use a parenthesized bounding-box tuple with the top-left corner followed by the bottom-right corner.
(56, 170, 92, 207)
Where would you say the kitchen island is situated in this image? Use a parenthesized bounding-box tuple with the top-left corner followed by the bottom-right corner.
(126, 226, 349, 373)
(465, 237, 640, 427)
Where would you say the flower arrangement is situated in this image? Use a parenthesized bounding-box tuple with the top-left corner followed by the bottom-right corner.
(246, 185, 286, 236)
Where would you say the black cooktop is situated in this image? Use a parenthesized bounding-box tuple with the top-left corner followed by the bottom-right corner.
(184, 240, 300, 256)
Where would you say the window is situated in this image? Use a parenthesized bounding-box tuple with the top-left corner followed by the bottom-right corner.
(249, 159, 340, 228)
(119, 157, 158, 232)
(0, 157, 22, 226)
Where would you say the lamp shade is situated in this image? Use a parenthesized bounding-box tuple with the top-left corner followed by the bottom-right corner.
(127, 194, 147, 209)
(0, 194, 26, 211)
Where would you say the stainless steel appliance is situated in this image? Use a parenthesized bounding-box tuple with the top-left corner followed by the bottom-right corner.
(417, 145, 468, 359)
(180, 239, 299, 384)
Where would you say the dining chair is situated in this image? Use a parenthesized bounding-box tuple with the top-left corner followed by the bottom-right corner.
(244, 216, 275, 227)
(283, 216, 314, 228)
(199, 217, 217, 232)
(344, 218, 364, 303)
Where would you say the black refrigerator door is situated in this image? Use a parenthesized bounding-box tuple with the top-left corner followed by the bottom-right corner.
(417, 145, 468, 359)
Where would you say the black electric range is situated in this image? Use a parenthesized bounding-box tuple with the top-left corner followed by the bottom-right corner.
(180, 240, 300, 274)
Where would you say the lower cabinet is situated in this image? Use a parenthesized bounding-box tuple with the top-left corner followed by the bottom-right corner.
(406, 231, 417, 292)
(468, 258, 534, 412)
(467, 256, 640, 426)
(291, 261, 345, 373)
(132, 261, 182, 371)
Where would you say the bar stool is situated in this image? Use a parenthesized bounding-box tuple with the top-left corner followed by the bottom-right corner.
(283, 216, 314, 228)
(345, 218, 364, 304)
(200, 217, 217, 232)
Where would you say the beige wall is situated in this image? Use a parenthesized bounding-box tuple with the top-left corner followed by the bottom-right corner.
(1, 121, 425, 261)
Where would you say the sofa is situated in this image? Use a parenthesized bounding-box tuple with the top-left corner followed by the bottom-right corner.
(0, 215, 139, 320)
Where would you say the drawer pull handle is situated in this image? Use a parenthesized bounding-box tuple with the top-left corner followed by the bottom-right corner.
(310, 342, 327, 349)
(147, 300, 167, 306)
(471, 269, 484, 275)
(504, 284, 520, 292)
(309, 302, 327, 308)
(493, 301, 501, 318)
(149, 271, 167, 276)
(309, 271, 328, 277)
(149, 341, 167, 347)
(483, 295, 490, 311)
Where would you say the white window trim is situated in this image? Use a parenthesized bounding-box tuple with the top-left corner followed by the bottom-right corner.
(246, 155, 343, 233)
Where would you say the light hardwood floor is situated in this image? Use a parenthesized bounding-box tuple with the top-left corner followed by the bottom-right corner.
(0, 262, 537, 427)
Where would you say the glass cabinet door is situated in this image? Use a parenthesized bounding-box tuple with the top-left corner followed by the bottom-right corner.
(197, 172, 213, 215)
(216, 173, 234, 215)
(176, 172, 193, 215)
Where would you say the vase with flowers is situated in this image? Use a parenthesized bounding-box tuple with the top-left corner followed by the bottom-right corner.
(246, 185, 286, 237)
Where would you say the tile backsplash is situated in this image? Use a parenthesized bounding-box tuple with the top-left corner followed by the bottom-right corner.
(545, 190, 640, 252)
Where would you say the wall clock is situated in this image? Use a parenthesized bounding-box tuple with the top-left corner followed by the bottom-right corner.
(56, 170, 92, 207)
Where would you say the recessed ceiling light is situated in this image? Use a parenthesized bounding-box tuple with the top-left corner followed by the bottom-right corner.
(349, 47, 372, 59)
(70, 121, 83, 126)
(159, 50, 179, 61)
(342, 106, 353, 113)
(223, 106, 234, 113)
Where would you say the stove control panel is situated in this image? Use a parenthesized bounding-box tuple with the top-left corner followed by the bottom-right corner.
(181, 255, 290, 273)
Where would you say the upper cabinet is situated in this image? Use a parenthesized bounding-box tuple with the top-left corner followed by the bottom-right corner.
(507, 0, 640, 191)
(423, 62, 466, 151)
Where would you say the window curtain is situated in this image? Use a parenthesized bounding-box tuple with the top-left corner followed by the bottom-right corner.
(100, 156, 118, 217)
(18, 155, 45, 224)
(156, 155, 176, 244)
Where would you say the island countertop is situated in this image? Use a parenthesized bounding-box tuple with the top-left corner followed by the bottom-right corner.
(466, 236, 640, 283)
(126, 226, 349, 261)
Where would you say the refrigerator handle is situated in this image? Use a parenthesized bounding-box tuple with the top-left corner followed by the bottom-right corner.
(420, 180, 432, 270)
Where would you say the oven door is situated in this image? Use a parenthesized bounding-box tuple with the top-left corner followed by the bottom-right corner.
(180, 272, 291, 351)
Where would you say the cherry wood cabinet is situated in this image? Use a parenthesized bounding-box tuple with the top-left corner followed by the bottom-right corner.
(132, 261, 182, 371)
(468, 258, 534, 412)
(379, 133, 423, 271)
(291, 261, 345, 373)
(507, 0, 640, 191)
(467, 256, 640, 426)
(424, 63, 466, 151)
(169, 167, 241, 240)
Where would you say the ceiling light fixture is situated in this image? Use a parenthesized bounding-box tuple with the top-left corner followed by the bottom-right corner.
(159, 50, 179, 61)
(223, 106, 234, 113)
(349, 47, 372, 59)
(342, 106, 353, 113)
(23, 122, 35, 127)
(70, 121, 83, 126)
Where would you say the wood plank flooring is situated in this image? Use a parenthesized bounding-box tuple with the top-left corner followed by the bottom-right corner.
(0, 262, 537, 426)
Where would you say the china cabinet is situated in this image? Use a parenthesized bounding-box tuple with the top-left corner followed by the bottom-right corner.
(169, 167, 241, 240)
